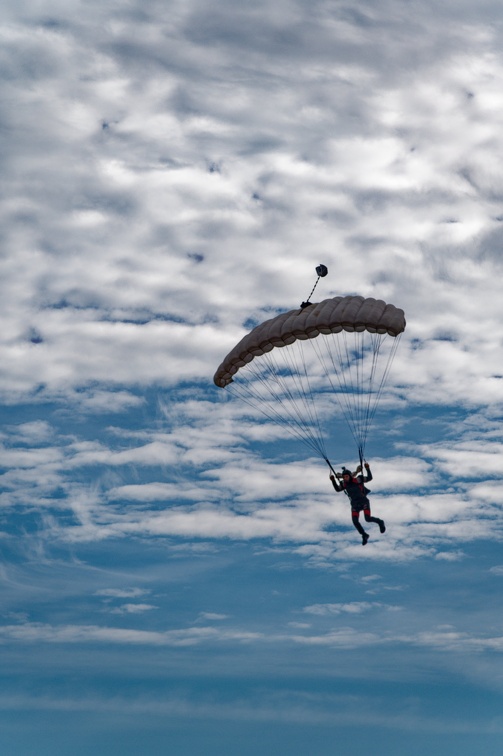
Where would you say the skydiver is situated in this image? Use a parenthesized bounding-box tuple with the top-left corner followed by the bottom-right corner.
(329, 462, 386, 545)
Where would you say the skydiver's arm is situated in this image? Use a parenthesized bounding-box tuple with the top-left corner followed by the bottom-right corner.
(356, 463, 372, 483)
(330, 474, 343, 492)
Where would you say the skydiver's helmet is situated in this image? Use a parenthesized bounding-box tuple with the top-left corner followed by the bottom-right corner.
(341, 468, 352, 479)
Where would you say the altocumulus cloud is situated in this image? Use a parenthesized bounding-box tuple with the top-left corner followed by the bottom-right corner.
(2, 2, 503, 753)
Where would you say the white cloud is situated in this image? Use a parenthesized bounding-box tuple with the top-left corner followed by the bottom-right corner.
(2, 0, 503, 412)
(95, 588, 150, 599)
(0, 622, 262, 647)
(110, 604, 158, 615)
(197, 612, 229, 621)
(303, 602, 396, 616)
(3, 4, 503, 751)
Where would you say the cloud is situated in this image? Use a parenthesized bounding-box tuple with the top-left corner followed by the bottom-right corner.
(4, 421, 54, 444)
(0, 622, 262, 647)
(3, 614, 503, 660)
(95, 588, 150, 599)
(3, 5, 503, 753)
(303, 602, 399, 616)
(2, 0, 503, 412)
(109, 603, 158, 615)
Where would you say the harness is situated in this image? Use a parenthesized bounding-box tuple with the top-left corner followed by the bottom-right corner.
(343, 476, 370, 501)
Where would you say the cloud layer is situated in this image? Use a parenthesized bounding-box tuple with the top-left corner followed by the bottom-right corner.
(3, 2, 503, 754)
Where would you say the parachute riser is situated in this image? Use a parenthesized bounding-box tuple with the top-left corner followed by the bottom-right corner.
(358, 445, 365, 472)
(325, 458, 338, 477)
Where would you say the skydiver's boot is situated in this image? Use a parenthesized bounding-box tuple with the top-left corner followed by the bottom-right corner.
(365, 514, 386, 534)
(352, 514, 367, 544)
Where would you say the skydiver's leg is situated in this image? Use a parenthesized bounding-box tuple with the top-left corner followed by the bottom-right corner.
(363, 507, 386, 534)
(352, 511, 369, 545)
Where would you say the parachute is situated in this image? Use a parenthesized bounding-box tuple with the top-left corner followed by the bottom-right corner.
(214, 293, 405, 467)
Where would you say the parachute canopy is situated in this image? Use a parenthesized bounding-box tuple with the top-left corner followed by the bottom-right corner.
(214, 296, 405, 388)
(214, 295, 405, 462)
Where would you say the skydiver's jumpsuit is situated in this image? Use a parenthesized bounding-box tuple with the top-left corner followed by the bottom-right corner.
(331, 468, 384, 538)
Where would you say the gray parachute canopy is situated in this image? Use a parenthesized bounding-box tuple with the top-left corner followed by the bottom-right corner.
(214, 295, 406, 461)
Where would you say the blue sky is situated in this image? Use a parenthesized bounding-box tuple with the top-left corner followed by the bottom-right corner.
(2, 1, 503, 754)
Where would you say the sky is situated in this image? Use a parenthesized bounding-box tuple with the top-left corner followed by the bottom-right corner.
(2, 0, 503, 754)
